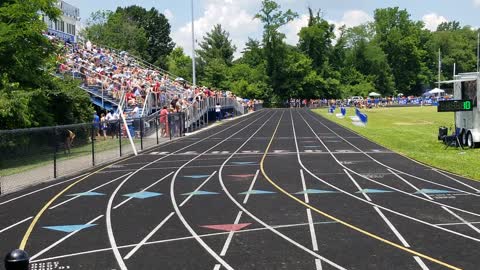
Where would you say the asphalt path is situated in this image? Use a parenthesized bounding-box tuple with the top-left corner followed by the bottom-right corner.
(1, 108, 480, 270)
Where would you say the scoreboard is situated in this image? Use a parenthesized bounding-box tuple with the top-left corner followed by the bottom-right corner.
(437, 100, 473, 112)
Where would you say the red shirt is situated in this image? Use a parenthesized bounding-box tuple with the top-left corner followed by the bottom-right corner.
(160, 109, 168, 123)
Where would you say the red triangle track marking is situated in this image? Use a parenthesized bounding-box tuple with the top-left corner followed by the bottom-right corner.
(228, 174, 256, 178)
(201, 223, 252, 232)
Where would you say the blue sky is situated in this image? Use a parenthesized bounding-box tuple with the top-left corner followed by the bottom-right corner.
(66, 0, 480, 57)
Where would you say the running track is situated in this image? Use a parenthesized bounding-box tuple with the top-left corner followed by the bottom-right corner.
(1, 109, 480, 270)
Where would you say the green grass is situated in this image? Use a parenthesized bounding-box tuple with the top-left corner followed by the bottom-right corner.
(0, 137, 137, 176)
(314, 106, 480, 181)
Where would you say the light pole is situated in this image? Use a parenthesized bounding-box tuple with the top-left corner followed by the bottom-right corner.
(191, 0, 197, 86)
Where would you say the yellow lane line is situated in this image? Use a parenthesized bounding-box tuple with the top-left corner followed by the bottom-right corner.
(259, 109, 462, 270)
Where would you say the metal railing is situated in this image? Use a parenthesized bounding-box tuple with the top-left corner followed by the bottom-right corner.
(0, 112, 185, 196)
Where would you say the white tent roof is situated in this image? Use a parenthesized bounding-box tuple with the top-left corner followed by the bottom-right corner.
(428, 88, 445, 94)
(368, 92, 381, 97)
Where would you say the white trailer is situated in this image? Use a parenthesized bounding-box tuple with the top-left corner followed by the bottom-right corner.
(441, 72, 480, 148)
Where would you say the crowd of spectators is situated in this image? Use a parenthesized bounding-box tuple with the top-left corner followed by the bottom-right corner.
(51, 36, 260, 121)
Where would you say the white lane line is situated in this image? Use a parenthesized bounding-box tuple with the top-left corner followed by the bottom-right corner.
(297, 113, 429, 269)
(441, 206, 480, 234)
(218, 111, 347, 270)
(298, 110, 480, 221)
(113, 171, 174, 209)
(124, 171, 217, 260)
(315, 258, 323, 270)
(432, 169, 480, 193)
(436, 221, 480, 226)
(0, 173, 89, 206)
(30, 215, 103, 261)
(414, 256, 430, 270)
(124, 212, 175, 260)
(30, 221, 338, 263)
(296, 111, 480, 243)
(180, 171, 217, 207)
(242, 170, 260, 204)
(103, 111, 263, 270)
(390, 169, 480, 234)
(344, 169, 411, 247)
(300, 169, 319, 252)
(213, 264, 221, 270)
(0, 216, 33, 234)
(170, 111, 273, 270)
(220, 211, 243, 256)
(305, 110, 480, 198)
(300, 169, 310, 203)
(388, 169, 434, 200)
(50, 172, 132, 210)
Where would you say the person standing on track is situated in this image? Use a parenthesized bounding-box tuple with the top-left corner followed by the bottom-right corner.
(215, 103, 222, 121)
(160, 106, 169, 137)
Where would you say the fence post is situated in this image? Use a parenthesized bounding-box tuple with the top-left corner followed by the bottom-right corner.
(155, 117, 159, 144)
(91, 125, 95, 166)
(169, 115, 172, 140)
(140, 118, 144, 151)
(53, 128, 57, 179)
(118, 119, 122, 157)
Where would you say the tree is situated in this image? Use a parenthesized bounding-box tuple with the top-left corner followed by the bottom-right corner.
(84, 6, 175, 67)
(298, 8, 335, 74)
(239, 38, 264, 67)
(166, 47, 193, 82)
(197, 24, 237, 67)
(255, 0, 298, 101)
(373, 7, 430, 95)
(117, 6, 175, 67)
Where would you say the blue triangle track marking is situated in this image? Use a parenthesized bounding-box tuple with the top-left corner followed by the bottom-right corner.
(43, 224, 97, 233)
(239, 190, 276, 195)
(181, 190, 220, 196)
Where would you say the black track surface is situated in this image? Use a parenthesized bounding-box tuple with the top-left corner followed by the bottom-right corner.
(2, 109, 480, 270)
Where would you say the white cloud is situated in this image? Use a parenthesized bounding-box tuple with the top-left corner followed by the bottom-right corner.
(172, 0, 261, 58)
(164, 9, 174, 21)
(329, 10, 372, 40)
(474, 0, 480, 7)
(282, 14, 309, 45)
(422, 13, 448, 31)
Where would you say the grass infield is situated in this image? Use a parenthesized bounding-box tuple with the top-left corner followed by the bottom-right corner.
(314, 106, 480, 181)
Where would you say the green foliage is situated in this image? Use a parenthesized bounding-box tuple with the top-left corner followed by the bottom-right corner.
(167, 47, 193, 82)
(83, 6, 174, 67)
(0, 0, 93, 129)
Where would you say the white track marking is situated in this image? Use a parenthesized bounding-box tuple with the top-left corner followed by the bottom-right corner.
(213, 264, 221, 270)
(104, 111, 263, 270)
(220, 211, 243, 256)
(300, 170, 319, 252)
(243, 170, 260, 204)
(388, 170, 433, 200)
(315, 259, 323, 270)
(30, 221, 337, 263)
(297, 111, 480, 219)
(50, 172, 132, 210)
(124, 212, 175, 260)
(30, 215, 103, 261)
(218, 111, 347, 270)
(432, 169, 480, 193)
(414, 256, 430, 270)
(179, 171, 217, 207)
(0, 173, 89, 206)
(436, 221, 480, 226)
(0, 216, 33, 234)
(170, 111, 273, 270)
(305, 110, 480, 197)
(291, 110, 480, 244)
(113, 172, 174, 209)
(390, 169, 480, 234)
(123, 171, 217, 260)
(344, 169, 411, 248)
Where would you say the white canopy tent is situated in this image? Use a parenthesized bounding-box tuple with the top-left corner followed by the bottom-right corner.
(368, 92, 381, 97)
(428, 88, 445, 94)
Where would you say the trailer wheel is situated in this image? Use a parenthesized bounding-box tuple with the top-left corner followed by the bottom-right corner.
(466, 132, 478, 148)
(460, 129, 467, 146)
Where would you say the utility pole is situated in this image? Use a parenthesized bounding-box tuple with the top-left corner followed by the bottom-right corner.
(191, 0, 197, 86)
(438, 48, 441, 89)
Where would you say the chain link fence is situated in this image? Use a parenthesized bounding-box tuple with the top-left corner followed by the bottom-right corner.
(0, 112, 185, 195)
